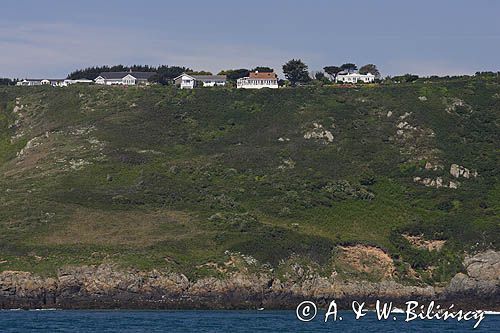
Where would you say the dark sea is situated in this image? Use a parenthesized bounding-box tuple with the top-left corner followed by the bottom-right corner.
(0, 310, 498, 332)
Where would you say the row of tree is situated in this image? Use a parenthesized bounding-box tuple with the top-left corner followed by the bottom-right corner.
(324, 63, 380, 79)
(0, 78, 16, 86)
(281, 59, 381, 86)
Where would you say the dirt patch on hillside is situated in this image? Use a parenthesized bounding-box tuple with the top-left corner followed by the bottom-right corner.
(334, 245, 395, 279)
(403, 234, 446, 251)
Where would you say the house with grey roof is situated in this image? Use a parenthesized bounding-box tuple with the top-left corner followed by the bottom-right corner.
(17, 78, 65, 87)
(174, 73, 227, 89)
(94, 71, 156, 86)
(16, 79, 43, 86)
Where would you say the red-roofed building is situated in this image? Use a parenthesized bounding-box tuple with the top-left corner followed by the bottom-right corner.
(237, 71, 279, 89)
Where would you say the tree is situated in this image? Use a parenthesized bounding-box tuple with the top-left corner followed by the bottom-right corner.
(156, 66, 191, 84)
(314, 72, 325, 80)
(323, 66, 342, 80)
(148, 73, 160, 83)
(218, 69, 250, 81)
(251, 66, 274, 73)
(359, 64, 380, 78)
(311, 71, 330, 85)
(0, 78, 14, 85)
(282, 59, 310, 86)
(340, 63, 357, 73)
(187, 70, 213, 75)
(67, 66, 116, 80)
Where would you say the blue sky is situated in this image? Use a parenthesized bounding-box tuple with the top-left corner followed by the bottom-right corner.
(1, 0, 499, 78)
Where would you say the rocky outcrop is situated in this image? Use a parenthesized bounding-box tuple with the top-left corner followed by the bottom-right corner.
(1, 251, 498, 310)
(445, 251, 499, 305)
(391, 112, 441, 167)
(412, 176, 460, 189)
(450, 164, 478, 179)
(335, 245, 396, 279)
(303, 122, 334, 144)
(412, 163, 478, 189)
(0, 265, 432, 309)
(402, 234, 446, 251)
(444, 97, 472, 114)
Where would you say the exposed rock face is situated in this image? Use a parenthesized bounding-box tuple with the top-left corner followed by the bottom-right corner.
(403, 234, 446, 251)
(413, 163, 477, 189)
(277, 158, 295, 170)
(444, 97, 472, 114)
(16, 135, 45, 159)
(450, 164, 478, 179)
(413, 176, 458, 189)
(424, 161, 443, 171)
(0, 265, 432, 309)
(446, 251, 500, 298)
(303, 122, 334, 144)
(335, 245, 396, 279)
(1, 251, 498, 310)
(392, 113, 441, 166)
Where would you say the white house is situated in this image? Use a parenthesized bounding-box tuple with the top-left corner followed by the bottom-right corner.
(237, 71, 279, 89)
(62, 79, 93, 86)
(94, 72, 155, 85)
(174, 73, 227, 89)
(17, 79, 65, 86)
(16, 79, 42, 86)
(42, 79, 65, 86)
(335, 71, 375, 84)
(17, 78, 94, 87)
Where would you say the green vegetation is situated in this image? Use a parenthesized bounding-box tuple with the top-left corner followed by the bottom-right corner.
(323, 66, 342, 81)
(0, 77, 498, 283)
(0, 78, 16, 86)
(359, 64, 381, 78)
(282, 59, 311, 86)
(217, 67, 275, 84)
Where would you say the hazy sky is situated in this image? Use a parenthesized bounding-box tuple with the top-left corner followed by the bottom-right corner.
(2, 0, 500, 78)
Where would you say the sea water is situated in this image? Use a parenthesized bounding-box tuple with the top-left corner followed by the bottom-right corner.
(0, 310, 498, 332)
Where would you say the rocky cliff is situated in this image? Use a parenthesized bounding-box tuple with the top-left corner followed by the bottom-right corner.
(1, 251, 498, 310)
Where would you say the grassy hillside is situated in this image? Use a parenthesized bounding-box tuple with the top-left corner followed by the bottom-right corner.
(0, 79, 498, 283)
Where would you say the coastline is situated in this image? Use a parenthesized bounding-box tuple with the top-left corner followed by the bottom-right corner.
(1, 251, 498, 311)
